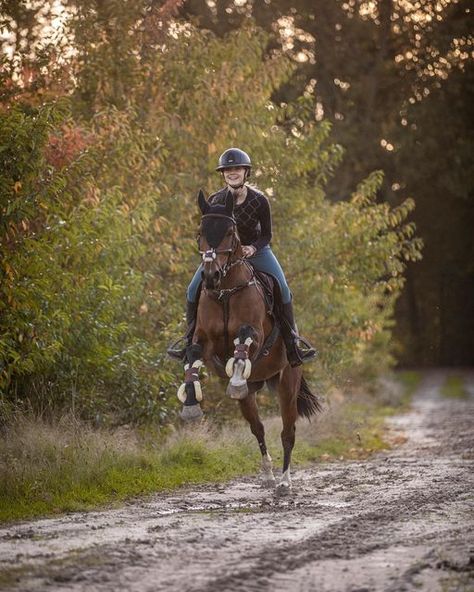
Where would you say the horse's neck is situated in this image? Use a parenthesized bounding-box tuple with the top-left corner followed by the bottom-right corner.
(221, 259, 252, 288)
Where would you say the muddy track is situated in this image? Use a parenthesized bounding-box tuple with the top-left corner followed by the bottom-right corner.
(1, 370, 473, 592)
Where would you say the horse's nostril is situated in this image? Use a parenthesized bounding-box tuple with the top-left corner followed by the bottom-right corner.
(200, 270, 204, 280)
(214, 271, 220, 280)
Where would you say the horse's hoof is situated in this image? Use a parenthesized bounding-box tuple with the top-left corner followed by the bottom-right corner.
(226, 382, 249, 400)
(180, 404, 203, 421)
(275, 482, 292, 496)
(261, 477, 276, 489)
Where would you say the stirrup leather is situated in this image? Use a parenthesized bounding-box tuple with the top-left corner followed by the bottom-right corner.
(167, 337, 188, 360)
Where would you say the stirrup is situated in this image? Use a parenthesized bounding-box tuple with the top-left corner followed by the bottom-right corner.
(167, 337, 188, 361)
(293, 335, 318, 365)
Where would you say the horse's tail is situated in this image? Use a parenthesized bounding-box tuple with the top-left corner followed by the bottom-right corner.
(297, 375, 323, 419)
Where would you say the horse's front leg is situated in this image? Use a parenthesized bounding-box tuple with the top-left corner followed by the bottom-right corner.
(225, 325, 256, 400)
(177, 344, 204, 421)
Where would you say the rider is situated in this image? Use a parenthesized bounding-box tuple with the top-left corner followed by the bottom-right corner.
(168, 147, 316, 367)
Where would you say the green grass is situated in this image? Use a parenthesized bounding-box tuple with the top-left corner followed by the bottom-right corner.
(0, 378, 413, 523)
(0, 420, 258, 522)
(396, 370, 422, 404)
(441, 375, 469, 399)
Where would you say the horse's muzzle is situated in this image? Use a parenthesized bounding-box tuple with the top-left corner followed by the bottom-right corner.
(202, 268, 221, 291)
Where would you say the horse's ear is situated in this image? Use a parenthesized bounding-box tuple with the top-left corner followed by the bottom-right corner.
(198, 189, 210, 214)
(224, 189, 234, 216)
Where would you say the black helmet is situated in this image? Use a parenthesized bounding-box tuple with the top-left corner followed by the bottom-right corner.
(216, 148, 252, 172)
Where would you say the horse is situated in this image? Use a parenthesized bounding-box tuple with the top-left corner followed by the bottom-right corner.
(176, 189, 321, 493)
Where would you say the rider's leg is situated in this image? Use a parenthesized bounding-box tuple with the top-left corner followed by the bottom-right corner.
(280, 299, 317, 366)
(248, 246, 291, 303)
(248, 247, 316, 367)
(167, 265, 202, 361)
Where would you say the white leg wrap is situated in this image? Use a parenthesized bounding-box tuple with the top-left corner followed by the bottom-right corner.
(225, 357, 235, 378)
(177, 359, 203, 402)
(243, 359, 252, 380)
(230, 359, 247, 387)
(177, 382, 187, 403)
(280, 468, 292, 488)
(194, 380, 203, 402)
(261, 453, 275, 482)
(227, 336, 253, 379)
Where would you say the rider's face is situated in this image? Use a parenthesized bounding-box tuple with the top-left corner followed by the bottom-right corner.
(223, 167, 247, 188)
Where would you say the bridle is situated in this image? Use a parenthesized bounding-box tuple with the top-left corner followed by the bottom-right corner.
(197, 211, 257, 355)
(198, 213, 242, 278)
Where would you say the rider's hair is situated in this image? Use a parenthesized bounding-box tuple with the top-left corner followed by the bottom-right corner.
(246, 181, 263, 194)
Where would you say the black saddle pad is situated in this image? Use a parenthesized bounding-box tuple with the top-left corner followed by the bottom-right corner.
(254, 270, 277, 315)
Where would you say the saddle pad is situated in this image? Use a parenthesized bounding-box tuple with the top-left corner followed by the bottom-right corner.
(254, 270, 275, 314)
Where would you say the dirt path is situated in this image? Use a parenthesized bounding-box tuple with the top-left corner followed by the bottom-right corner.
(1, 370, 473, 592)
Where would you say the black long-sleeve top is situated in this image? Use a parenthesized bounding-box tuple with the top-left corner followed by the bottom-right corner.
(209, 186, 272, 251)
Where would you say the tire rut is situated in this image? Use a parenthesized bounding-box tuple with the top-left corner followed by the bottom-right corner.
(1, 369, 473, 592)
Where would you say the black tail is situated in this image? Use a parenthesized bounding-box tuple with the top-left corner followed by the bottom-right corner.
(297, 375, 323, 419)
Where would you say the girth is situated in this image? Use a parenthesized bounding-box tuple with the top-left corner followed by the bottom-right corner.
(205, 278, 258, 355)
(204, 271, 280, 364)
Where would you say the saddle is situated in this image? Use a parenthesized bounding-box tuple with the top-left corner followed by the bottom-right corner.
(252, 270, 281, 361)
(253, 270, 276, 315)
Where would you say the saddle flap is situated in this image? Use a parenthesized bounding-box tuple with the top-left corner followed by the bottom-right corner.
(254, 270, 276, 314)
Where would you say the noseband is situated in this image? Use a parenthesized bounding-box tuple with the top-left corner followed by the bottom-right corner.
(198, 213, 240, 278)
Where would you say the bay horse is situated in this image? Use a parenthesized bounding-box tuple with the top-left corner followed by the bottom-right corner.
(177, 189, 321, 492)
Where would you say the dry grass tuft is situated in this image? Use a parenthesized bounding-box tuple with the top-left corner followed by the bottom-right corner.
(0, 374, 413, 522)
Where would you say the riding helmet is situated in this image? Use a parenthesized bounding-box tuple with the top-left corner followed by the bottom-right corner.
(216, 148, 252, 172)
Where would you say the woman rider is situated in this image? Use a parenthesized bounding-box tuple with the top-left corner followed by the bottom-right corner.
(168, 147, 316, 367)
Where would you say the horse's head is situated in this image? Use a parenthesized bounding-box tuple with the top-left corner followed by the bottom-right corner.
(197, 189, 240, 290)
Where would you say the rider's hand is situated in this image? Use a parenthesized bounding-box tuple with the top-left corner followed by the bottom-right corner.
(242, 245, 257, 258)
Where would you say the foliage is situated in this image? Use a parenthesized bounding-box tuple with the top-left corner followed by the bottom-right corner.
(0, 5, 422, 421)
(0, 103, 174, 423)
(180, 0, 473, 366)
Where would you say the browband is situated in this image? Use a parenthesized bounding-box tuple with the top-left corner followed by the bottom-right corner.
(201, 213, 236, 224)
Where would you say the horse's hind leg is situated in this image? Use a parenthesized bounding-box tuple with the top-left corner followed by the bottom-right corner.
(239, 390, 275, 487)
(226, 325, 257, 400)
(178, 344, 204, 421)
(276, 366, 301, 494)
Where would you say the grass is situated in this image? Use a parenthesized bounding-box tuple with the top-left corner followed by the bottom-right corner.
(0, 374, 414, 523)
(441, 374, 469, 399)
(396, 370, 422, 402)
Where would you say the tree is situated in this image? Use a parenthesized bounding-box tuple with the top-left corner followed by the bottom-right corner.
(179, 0, 474, 365)
(1, 6, 422, 422)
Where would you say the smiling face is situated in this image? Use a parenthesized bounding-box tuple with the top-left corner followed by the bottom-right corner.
(222, 166, 247, 189)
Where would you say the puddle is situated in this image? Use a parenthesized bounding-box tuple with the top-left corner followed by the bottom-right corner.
(1, 370, 473, 592)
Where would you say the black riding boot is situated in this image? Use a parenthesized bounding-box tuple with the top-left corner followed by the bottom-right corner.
(280, 300, 317, 367)
(167, 300, 198, 361)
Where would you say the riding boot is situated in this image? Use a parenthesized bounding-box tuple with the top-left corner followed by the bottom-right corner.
(167, 300, 198, 361)
(280, 300, 317, 367)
